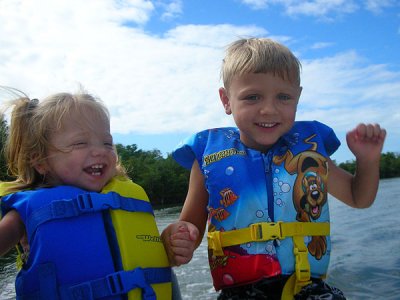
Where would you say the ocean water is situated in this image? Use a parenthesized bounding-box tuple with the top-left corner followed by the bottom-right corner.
(1, 178, 399, 299)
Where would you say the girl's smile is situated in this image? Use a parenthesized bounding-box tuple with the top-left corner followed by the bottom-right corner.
(40, 110, 117, 192)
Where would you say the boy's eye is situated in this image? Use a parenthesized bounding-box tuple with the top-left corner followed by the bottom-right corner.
(104, 142, 113, 147)
(278, 94, 291, 101)
(244, 94, 260, 101)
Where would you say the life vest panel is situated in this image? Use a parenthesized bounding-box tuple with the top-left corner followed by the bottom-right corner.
(172, 121, 340, 291)
(0, 177, 172, 300)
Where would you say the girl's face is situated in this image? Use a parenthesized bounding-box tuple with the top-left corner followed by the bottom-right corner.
(39, 110, 117, 192)
(220, 72, 301, 152)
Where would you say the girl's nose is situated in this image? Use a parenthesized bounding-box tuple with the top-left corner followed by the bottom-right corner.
(90, 144, 106, 156)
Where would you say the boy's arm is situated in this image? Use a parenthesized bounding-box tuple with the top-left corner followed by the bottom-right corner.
(179, 160, 209, 247)
(328, 123, 386, 208)
(0, 209, 25, 256)
(161, 160, 208, 266)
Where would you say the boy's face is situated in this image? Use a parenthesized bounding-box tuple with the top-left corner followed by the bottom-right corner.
(220, 72, 301, 152)
(38, 110, 117, 192)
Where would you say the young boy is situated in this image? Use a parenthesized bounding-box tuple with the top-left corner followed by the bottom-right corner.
(162, 38, 386, 299)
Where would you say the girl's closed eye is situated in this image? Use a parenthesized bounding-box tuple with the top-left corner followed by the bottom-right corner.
(71, 141, 87, 148)
(104, 141, 114, 148)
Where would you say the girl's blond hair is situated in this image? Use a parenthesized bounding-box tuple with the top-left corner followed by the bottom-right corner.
(2, 90, 125, 192)
(221, 38, 302, 89)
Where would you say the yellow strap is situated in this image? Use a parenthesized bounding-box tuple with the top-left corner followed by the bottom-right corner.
(292, 235, 310, 283)
(207, 221, 329, 299)
(207, 221, 329, 256)
(280, 236, 314, 299)
(281, 273, 312, 300)
(0, 181, 18, 197)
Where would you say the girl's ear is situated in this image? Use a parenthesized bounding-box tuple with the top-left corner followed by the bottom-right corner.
(219, 87, 232, 115)
(33, 162, 47, 175)
(32, 153, 48, 175)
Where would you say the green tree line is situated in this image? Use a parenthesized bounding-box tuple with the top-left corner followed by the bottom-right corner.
(1, 118, 399, 206)
(115, 144, 189, 207)
(338, 152, 400, 180)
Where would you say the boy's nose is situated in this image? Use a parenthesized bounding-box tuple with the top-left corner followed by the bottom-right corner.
(259, 99, 277, 114)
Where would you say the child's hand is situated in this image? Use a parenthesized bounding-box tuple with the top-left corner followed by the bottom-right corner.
(161, 221, 199, 267)
(346, 123, 386, 162)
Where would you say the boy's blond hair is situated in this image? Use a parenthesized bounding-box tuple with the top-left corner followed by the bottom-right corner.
(3, 91, 125, 192)
(221, 38, 302, 89)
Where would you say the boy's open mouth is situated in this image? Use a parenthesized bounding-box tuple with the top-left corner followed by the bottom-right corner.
(84, 164, 104, 176)
(256, 122, 277, 128)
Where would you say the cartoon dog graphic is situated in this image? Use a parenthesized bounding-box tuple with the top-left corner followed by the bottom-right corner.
(273, 134, 328, 259)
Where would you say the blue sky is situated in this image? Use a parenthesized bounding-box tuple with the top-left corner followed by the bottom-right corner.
(0, 0, 399, 163)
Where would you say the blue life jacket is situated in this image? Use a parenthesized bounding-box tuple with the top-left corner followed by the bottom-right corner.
(0, 177, 172, 300)
(173, 121, 340, 291)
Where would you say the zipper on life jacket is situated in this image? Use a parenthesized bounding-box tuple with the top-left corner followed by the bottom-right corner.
(263, 150, 274, 222)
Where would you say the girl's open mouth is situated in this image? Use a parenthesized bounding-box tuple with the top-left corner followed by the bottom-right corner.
(84, 164, 105, 176)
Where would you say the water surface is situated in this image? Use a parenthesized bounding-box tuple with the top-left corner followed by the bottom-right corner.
(1, 178, 399, 299)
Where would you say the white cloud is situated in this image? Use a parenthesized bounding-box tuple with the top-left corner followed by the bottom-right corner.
(298, 51, 400, 135)
(285, 0, 358, 17)
(310, 42, 335, 49)
(164, 24, 268, 46)
(240, 0, 398, 18)
(0, 0, 398, 157)
(239, 0, 399, 24)
(239, 0, 359, 17)
(240, 0, 269, 10)
(0, 1, 267, 135)
(365, 0, 397, 14)
(160, 0, 183, 21)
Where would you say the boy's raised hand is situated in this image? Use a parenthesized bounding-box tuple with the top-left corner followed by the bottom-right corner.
(346, 123, 386, 162)
(161, 221, 199, 267)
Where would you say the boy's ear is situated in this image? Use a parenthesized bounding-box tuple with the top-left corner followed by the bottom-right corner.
(219, 87, 232, 115)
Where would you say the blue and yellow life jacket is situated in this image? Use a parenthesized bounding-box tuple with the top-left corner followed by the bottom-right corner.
(172, 121, 340, 299)
(0, 176, 172, 300)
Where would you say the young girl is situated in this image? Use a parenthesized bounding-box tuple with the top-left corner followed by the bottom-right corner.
(0, 90, 196, 300)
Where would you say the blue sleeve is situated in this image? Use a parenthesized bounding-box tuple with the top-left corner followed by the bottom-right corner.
(172, 130, 209, 170)
(312, 121, 340, 156)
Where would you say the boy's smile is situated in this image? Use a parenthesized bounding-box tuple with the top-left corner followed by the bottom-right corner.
(220, 72, 302, 152)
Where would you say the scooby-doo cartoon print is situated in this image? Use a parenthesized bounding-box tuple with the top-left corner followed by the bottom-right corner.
(273, 134, 328, 260)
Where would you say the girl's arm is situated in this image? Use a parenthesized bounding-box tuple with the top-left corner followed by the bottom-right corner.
(0, 209, 25, 256)
(328, 123, 386, 208)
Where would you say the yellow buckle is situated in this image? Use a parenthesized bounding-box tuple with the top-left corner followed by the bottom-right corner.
(207, 231, 224, 256)
(250, 221, 283, 241)
(293, 236, 311, 282)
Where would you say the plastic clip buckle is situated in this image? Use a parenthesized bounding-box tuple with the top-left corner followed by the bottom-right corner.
(207, 231, 224, 256)
(250, 222, 282, 242)
(76, 193, 120, 213)
(76, 194, 95, 213)
(107, 272, 126, 295)
(293, 239, 310, 282)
